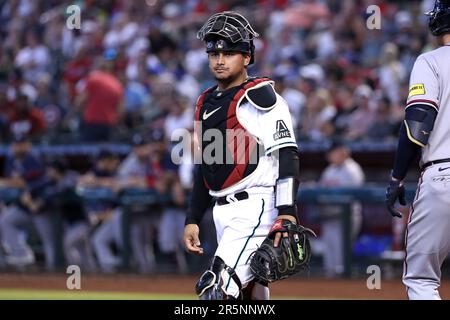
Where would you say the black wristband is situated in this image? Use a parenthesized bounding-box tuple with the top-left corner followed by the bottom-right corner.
(185, 217, 199, 226)
(277, 205, 298, 218)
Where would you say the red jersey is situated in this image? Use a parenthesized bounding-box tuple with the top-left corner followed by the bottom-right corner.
(83, 70, 123, 125)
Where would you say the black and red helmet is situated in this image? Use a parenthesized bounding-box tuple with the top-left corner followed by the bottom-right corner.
(197, 11, 259, 64)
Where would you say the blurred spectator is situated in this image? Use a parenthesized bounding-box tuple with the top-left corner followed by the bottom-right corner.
(163, 96, 193, 146)
(378, 42, 406, 106)
(34, 74, 66, 139)
(300, 88, 336, 141)
(7, 93, 47, 141)
(77, 149, 121, 273)
(75, 48, 124, 142)
(125, 38, 150, 81)
(283, 0, 330, 29)
(145, 128, 187, 272)
(7, 68, 38, 103)
(0, 135, 54, 269)
(316, 141, 365, 278)
(116, 133, 158, 273)
(122, 75, 151, 131)
(366, 96, 400, 141)
(14, 30, 51, 85)
(183, 33, 209, 80)
(148, 24, 177, 57)
(0, 83, 14, 141)
(274, 77, 305, 134)
(331, 84, 356, 139)
(103, 12, 139, 50)
(48, 159, 96, 272)
(345, 84, 375, 141)
(62, 42, 93, 104)
(304, 20, 337, 62)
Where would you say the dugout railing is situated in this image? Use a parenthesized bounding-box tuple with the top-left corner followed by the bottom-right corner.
(0, 185, 416, 276)
(300, 186, 416, 278)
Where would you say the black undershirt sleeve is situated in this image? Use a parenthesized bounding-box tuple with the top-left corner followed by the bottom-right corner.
(392, 122, 421, 181)
(185, 164, 213, 225)
(277, 147, 300, 218)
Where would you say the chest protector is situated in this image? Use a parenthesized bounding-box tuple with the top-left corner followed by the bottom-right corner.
(195, 77, 271, 191)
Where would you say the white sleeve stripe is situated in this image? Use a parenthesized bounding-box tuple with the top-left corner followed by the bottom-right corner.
(406, 98, 439, 109)
(265, 142, 298, 154)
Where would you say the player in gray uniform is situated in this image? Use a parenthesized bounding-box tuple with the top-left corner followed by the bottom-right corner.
(386, 0, 450, 299)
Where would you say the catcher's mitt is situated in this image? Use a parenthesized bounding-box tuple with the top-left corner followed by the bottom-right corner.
(249, 219, 316, 283)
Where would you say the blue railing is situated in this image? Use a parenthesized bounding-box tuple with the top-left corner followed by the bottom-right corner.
(0, 141, 397, 156)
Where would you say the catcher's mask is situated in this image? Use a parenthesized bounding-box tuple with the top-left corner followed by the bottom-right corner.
(426, 0, 450, 36)
(197, 11, 259, 65)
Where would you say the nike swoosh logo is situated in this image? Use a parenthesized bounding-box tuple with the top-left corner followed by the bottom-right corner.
(202, 107, 221, 120)
(438, 166, 450, 172)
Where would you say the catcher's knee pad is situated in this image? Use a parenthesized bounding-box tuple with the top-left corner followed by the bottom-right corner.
(195, 256, 242, 300)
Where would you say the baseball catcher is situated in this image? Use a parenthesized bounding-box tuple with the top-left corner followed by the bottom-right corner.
(184, 10, 315, 300)
(249, 219, 315, 283)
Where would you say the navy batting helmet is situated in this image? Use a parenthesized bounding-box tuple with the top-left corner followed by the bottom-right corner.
(197, 11, 259, 64)
(426, 0, 450, 36)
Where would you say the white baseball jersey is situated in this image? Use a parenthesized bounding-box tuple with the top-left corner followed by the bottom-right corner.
(209, 93, 297, 197)
(406, 45, 450, 164)
(192, 78, 299, 300)
(320, 158, 365, 187)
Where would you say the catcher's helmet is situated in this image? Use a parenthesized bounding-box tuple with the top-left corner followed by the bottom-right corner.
(426, 0, 450, 36)
(197, 11, 259, 64)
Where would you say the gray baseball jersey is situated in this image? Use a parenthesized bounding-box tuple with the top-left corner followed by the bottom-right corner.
(403, 44, 450, 300)
(406, 45, 450, 164)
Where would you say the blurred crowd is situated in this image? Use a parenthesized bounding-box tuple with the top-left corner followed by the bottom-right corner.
(0, 0, 440, 273)
(0, 129, 193, 273)
(0, 0, 440, 145)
